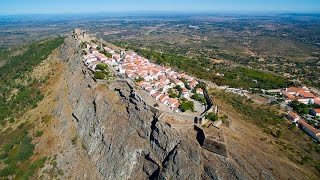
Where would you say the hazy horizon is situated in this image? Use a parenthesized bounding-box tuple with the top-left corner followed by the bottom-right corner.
(1, 0, 320, 15)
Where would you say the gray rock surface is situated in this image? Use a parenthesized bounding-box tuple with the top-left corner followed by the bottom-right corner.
(53, 35, 248, 179)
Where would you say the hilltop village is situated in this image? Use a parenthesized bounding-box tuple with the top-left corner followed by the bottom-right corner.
(77, 29, 320, 143)
(81, 38, 207, 115)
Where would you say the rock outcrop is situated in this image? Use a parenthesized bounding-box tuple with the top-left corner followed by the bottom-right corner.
(53, 35, 247, 179)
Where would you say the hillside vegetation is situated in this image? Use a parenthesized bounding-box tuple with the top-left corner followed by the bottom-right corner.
(0, 37, 64, 178)
(211, 89, 320, 174)
(0, 37, 64, 124)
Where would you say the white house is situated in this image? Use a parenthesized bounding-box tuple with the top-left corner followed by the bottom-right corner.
(112, 54, 121, 62)
(144, 86, 156, 95)
(168, 98, 180, 112)
(297, 98, 312, 105)
(181, 89, 190, 98)
(159, 95, 170, 105)
(84, 58, 97, 66)
(196, 88, 204, 95)
(297, 119, 320, 141)
(95, 53, 108, 61)
(90, 47, 99, 54)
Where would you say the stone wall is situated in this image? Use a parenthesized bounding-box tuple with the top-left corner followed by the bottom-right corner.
(194, 125, 227, 157)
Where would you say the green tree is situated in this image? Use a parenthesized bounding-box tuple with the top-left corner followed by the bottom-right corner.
(175, 85, 182, 91)
(95, 63, 107, 71)
(180, 101, 194, 112)
(289, 100, 308, 115)
(94, 71, 106, 79)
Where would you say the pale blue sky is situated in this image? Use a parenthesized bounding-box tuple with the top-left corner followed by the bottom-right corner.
(0, 0, 320, 15)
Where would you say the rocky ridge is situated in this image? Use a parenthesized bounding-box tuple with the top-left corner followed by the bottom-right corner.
(52, 34, 247, 179)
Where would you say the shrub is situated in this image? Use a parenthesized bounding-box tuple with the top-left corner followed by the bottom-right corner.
(289, 100, 308, 115)
(205, 112, 219, 122)
(95, 63, 107, 71)
(71, 135, 78, 145)
(175, 85, 182, 91)
(0, 163, 17, 177)
(18, 122, 26, 129)
(191, 93, 207, 105)
(211, 90, 286, 130)
(273, 130, 283, 138)
(180, 101, 194, 112)
(94, 71, 106, 79)
(0, 37, 64, 123)
(134, 77, 144, 82)
(35, 131, 43, 137)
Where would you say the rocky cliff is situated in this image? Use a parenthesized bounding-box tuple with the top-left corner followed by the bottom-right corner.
(52, 35, 247, 179)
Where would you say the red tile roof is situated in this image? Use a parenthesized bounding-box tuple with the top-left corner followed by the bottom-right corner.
(288, 111, 299, 119)
(298, 90, 315, 98)
(152, 92, 161, 98)
(181, 89, 189, 94)
(281, 91, 295, 99)
(313, 109, 320, 113)
(286, 87, 304, 93)
(297, 119, 320, 136)
(169, 98, 179, 106)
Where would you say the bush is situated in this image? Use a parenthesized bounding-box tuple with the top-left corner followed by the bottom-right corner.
(134, 77, 144, 82)
(35, 131, 43, 137)
(180, 101, 194, 112)
(205, 112, 219, 122)
(17, 136, 35, 161)
(169, 93, 178, 98)
(0, 163, 17, 177)
(273, 130, 283, 138)
(191, 93, 207, 105)
(71, 135, 78, 145)
(175, 85, 182, 91)
(289, 100, 308, 115)
(95, 63, 107, 71)
(94, 71, 106, 79)
(101, 50, 112, 58)
(81, 50, 87, 55)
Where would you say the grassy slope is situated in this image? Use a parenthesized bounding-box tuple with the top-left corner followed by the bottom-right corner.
(211, 89, 320, 177)
(0, 37, 64, 178)
(0, 37, 64, 123)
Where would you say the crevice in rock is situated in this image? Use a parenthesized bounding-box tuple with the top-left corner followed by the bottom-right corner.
(72, 112, 79, 122)
(161, 141, 181, 168)
(144, 154, 160, 180)
(93, 99, 97, 114)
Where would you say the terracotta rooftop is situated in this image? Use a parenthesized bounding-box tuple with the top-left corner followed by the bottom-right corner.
(298, 90, 316, 98)
(313, 109, 320, 113)
(297, 119, 320, 136)
(286, 87, 305, 92)
(288, 111, 299, 119)
(281, 91, 295, 99)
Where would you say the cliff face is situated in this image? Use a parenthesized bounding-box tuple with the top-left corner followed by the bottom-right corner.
(53, 35, 246, 179)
